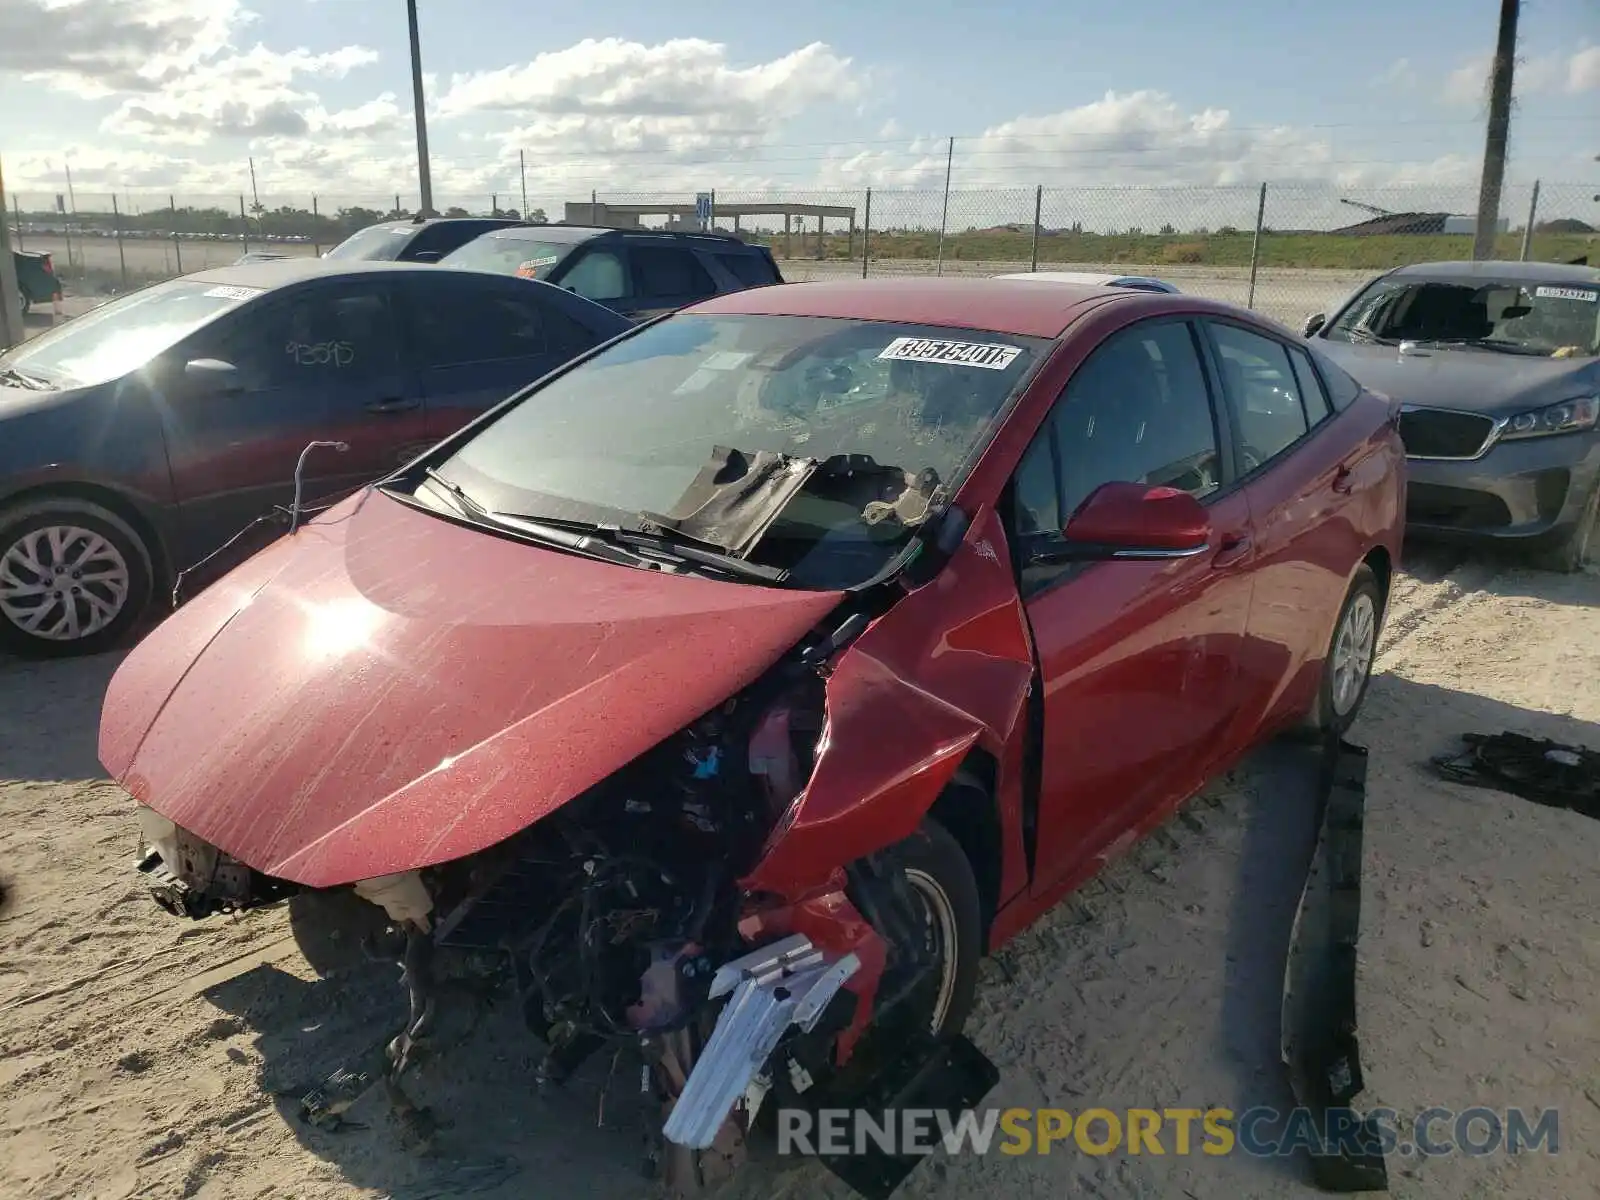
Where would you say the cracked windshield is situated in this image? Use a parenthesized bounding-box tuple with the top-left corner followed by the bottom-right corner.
(432, 314, 1048, 587)
(1325, 276, 1600, 357)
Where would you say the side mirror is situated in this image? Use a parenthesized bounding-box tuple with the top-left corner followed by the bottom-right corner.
(183, 358, 243, 393)
(1301, 312, 1327, 338)
(410, 250, 442, 263)
(1043, 481, 1212, 562)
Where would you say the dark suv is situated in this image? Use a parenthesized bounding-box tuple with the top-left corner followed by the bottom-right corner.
(438, 226, 785, 320)
(323, 217, 527, 265)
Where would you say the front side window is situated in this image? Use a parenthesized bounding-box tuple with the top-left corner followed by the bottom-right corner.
(1325, 276, 1600, 358)
(1210, 322, 1311, 468)
(0, 279, 262, 388)
(431, 314, 1049, 587)
(1014, 319, 1222, 540)
(209, 283, 400, 390)
(560, 249, 629, 303)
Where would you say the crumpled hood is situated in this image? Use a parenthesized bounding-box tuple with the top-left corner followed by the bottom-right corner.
(99, 490, 842, 888)
(1317, 341, 1597, 415)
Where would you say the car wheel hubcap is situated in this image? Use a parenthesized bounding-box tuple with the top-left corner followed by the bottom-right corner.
(1330, 593, 1376, 718)
(0, 525, 130, 641)
(904, 867, 960, 1033)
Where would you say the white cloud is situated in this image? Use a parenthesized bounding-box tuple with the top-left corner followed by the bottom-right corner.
(0, 0, 245, 96)
(1567, 45, 1600, 92)
(1442, 48, 1584, 106)
(101, 43, 380, 144)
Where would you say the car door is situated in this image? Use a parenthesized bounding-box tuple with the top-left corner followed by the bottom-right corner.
(626, 243, 722, 318)
(1202, 318, 1377, 728)
(1012, 317, 1258, 893)
(405, 274, 616, 443)
(161, 278, 421, 557)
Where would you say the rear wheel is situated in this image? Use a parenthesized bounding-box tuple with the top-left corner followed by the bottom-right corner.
(0, 498, 153, 657)
(1309, 564, 1383, 736)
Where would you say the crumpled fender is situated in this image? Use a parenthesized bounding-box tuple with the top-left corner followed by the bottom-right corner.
(742, 506, 1035, 901)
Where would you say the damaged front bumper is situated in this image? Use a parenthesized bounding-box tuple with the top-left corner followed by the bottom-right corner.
(135, 806, 296, 918)
(663, 933, 861, 1149)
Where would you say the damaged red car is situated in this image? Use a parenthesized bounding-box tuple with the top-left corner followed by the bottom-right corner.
(99, 277, 1404, 1194)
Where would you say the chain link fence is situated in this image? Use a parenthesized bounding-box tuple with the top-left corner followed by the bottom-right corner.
(8, 181, 1595, 329)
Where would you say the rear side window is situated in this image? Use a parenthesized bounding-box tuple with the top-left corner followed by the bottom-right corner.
(1209, 323, 1311, 467)
(631, 246, 718, 300)
(411, 279, 599, 367)
(715, 251, 779, 288)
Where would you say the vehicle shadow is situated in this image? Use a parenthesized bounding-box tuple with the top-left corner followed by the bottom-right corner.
(201, 958, 664, 1200)
(0, 648, 125, 782)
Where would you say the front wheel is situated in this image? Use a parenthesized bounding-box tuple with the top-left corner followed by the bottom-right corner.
(1309, 564, 1383, 736)
(1531, 482, 1598, 574)
(0, 498, 153, 657)
(869, 817, 982, 1044)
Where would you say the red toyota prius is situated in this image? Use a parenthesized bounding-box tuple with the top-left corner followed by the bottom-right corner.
(100, 277, 1403, 1191)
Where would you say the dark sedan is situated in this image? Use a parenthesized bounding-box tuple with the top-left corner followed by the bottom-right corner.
(0, 259, 631, 655)
(1303, 260, 1600, 571)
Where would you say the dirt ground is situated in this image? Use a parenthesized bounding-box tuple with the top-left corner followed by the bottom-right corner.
(2, 543, 1598, 1200)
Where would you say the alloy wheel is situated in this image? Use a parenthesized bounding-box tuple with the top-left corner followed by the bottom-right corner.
(0, 524, 132, 642)
(1330, 592, 1377, 718)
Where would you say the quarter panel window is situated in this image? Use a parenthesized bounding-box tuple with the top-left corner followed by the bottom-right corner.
(1288, 345, 1332, 425)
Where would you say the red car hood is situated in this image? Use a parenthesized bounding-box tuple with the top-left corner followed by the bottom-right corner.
(100, 491, 842, 887)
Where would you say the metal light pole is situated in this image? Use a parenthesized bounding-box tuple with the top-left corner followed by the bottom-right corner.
(406, 0, 435, 216)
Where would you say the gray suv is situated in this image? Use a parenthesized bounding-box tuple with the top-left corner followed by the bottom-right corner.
(439, 226, 785, 320)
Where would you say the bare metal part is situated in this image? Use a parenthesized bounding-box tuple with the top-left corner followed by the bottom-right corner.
(663, 934, 860, 1151)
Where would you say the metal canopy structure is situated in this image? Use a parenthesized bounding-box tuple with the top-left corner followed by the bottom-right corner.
(563, 199, 858, 258)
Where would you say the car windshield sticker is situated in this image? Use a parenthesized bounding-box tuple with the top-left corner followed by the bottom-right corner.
(877, 336, 1022, 370)
(514, 256, 562, 278)
(699, 350, 754, 371)
(202, 285, 263, 301)
(1534, 286, 1598, 303)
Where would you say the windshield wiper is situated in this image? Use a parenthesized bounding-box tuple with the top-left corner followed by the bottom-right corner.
(0, 367, 54, 390)
(421, 467, 487, 515)
(489, 511, 788, 585)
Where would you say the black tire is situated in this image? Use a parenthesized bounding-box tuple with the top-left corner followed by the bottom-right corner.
(0, 498, 153, 658)
(1531, 482, 1599, 574)
(884, 816, 983, 1041)
(1308, 564, 1383, 737)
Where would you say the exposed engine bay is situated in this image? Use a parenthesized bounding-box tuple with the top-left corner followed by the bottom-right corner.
(132, 655, 956, 1192)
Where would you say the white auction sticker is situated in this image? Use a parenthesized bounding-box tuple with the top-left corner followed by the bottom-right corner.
(1534, 286, 1598, 303)
(878, 336, 1022, 370)
(202, 285, 263, 301)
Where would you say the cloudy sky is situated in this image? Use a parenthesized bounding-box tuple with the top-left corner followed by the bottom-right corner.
(0, 0, 1596, 219)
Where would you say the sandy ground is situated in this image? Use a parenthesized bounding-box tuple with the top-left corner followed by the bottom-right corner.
(2, 542, 1598, 1200)
(18, 233, 1363, 331)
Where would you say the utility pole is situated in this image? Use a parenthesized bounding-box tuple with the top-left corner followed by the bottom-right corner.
(935, 136, 954, 277)
(519, 149, 528, 218)
(406, 0, 435, 216)
(1472, 0, 1519, 261)
(0, 155, 25, 350)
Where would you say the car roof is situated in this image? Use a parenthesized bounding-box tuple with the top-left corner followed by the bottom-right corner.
(995, 270, 1179, 292)
(183, 258, 440, 288)
(478, 224, 766, 251)
(687, 277, 1139, 338)
(1388, 260, 1600, 284)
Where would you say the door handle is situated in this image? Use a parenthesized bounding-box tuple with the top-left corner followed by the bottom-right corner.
(1332, 463, 1354, 495)
(366, 397, 420, 414)
(1212, 532, 1252, 567)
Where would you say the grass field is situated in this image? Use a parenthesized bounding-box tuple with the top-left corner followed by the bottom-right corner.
(774, 228, 1596, 270)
